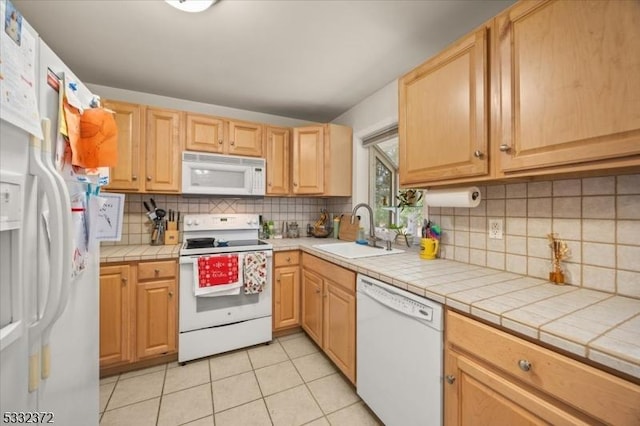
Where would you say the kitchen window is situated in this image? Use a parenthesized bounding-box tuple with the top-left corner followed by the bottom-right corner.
(365, 125, 422, 233)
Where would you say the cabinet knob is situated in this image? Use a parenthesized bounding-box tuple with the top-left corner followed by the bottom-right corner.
(286, 256, 291, 263)
(230, 140, 235, 146)
(154, 268, 160, 275)
(132, 175, 138, 181)
(473, 150, 484, 158)
(315, 289, 321, 294)
(218, 139, 223, 145)
(499, 144, 512, 153)
(518, 359, 532, 372)
(121, 277, 128, 285)
(293, 182, 298, 187)
(146, 176, 152, 181)
(168, 291, 173, 298)
(445, 375, 456, 384)
(268, 182, 272, 187)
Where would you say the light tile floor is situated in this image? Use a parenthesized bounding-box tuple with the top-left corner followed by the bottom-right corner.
(99, 333, 381, 426)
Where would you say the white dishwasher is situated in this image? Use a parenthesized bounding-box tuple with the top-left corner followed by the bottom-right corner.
(357, 274, 443, 426)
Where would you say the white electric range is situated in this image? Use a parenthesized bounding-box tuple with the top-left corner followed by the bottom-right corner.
(178, 213, 273, 363)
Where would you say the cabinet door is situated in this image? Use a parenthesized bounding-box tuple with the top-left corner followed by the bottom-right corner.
(99, 265, 132, 367)
(265, 126, 291, 195)
(273, 265, 300, 331)
(445, 351, 587, 426)
(301, 269, 323, 346)
(136, 279, 176, 359)
(145, 108, 182, 192)
(292, 126, 324, 194)
(399, 28, 488, 185)
(497, 0, 640, 173)
(185, 113, 226, 153)
(102, 101, 143, 191)
(323, 280, 356, 384)
(228, 120, 263, 157)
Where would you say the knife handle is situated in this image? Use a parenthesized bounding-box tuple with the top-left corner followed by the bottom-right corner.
(143, 201, 151, 212)
(150, 198, 157, 209)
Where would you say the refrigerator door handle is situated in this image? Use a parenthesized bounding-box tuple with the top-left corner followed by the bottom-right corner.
(26, 133, 65, 391)
(38, 119, 74, 380)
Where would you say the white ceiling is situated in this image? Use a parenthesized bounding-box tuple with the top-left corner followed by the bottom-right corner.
(14, 0, 514, 122)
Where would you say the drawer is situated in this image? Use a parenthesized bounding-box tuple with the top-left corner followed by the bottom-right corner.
(274, 251, 300, 267)
(446, 310, 640, 425)
(302, 253, 355, 293)
(137, 260, 176, 280)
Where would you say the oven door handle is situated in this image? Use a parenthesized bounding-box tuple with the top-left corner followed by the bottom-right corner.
(179, 256, 199, 265)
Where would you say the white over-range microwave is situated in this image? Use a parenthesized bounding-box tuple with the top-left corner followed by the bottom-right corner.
(182, 151, 266, 196)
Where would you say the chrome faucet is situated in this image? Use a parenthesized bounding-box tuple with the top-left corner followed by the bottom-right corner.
(351, 203, 380, 248)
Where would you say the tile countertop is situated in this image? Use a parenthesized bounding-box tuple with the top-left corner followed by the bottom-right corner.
(100, 238, 640, 381)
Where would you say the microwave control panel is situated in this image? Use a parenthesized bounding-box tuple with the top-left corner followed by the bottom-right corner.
(253, 167, 265, 193)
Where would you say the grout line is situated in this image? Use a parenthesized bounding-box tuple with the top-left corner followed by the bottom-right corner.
(154, 363, 168, 426)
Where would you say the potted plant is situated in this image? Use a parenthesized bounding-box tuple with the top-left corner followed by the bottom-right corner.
(389, 224, 413, 247)
(396, 189, 423, 211)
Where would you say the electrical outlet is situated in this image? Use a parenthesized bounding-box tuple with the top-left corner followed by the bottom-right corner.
(489, 218, 503, 240)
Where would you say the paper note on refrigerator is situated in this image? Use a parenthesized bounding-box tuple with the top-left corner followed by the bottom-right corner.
(0, 0, 43, 139)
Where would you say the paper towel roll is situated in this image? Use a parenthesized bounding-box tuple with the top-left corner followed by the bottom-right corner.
(424, 187, 481, 208)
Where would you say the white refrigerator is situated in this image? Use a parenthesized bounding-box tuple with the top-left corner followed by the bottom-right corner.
(0, 5, 100, 425)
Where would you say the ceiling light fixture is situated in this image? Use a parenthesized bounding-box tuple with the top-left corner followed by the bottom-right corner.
(165, 0, 216, 13)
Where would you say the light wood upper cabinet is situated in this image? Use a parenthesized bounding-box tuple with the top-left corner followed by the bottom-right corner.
(99, 265, 133, 368)
(399, 27, 488, 186)
(265, 126, 291, 195)
(102, 101, 144, 192)
(185, 113, 226, 154)
(292, 125, 325, 194)
(228, 119, 264, 157)
(292, 124, 352, 196)
(184, 114, 263, 157)
(445, 310, 640, 426)
(145, 108, 182, 192)
(496, 0, 640, 174)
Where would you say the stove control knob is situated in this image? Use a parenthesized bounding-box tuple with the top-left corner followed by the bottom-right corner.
(186, 219, 193, 226)
(194, 219, 201, 226)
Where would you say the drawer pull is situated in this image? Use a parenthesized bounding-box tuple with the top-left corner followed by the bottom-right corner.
(286, 256, 291, 263)
(154, 268, 160, 275)
(445, 375, 456, 384)
(518, 359, 532, 372)
(132, 175, 138, 181)
(499, 143, 512, 152)
(473, 150, 484, 158)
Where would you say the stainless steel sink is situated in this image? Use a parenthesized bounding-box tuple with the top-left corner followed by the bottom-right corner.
(312, 242, 405, 259)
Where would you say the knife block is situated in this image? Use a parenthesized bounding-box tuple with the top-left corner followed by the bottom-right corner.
(164, 230, 179, 245)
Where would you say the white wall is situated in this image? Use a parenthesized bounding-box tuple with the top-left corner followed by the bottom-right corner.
(331, 79, 398, 207)
(88, 84, 312, 128)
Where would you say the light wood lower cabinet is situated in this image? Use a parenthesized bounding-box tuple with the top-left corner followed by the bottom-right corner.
(445, 310, 640, 425)
(301, 253, 356, 384)
(136, 261, 177, 361)
(99, 265, 133, 367)
(273, 251, 300, 331)
(100, 259, 178, 371)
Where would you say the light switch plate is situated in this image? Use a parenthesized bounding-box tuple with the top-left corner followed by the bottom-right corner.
(489, 218, 503, 240)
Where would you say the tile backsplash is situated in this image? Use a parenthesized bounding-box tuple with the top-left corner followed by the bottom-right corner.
(427, 174, 640, 299)
(104, 194, 352, 246)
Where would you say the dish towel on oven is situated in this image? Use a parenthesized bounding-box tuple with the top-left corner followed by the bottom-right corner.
(194, 254, 243, 297)
(243, 252, 267, 294)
